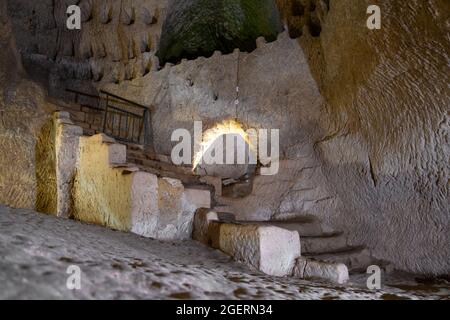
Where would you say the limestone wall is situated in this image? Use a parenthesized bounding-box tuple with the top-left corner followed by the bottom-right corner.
(284, 0, 450, 275)
(106, 32, 325, 157)
(73, 134, 146, 231)
(72, 133, 209, 240)
(6, 0, 168, 96)
(157, 0, 283, 65)
(0, 0, 54, 209)
(104, 30, 334, 230)
(106, 1, 449, 275)
(3, 0, 449, 275)
(53, 112, 84, 217)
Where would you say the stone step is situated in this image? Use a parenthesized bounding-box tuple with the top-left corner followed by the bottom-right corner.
(86, 116, 104, 129)
(184, 187, 212, 210)
(292, 257, 349, 284)
(72, 133, 212, 241)
(73, 118, 135, 138)
(136, 164, 201, 186)
(130, 157, 195, 177)
(234, 217, 370, 274)
(238, 217, 333, 237)
(127, 151, 179, 167)
(193, 209, 301, 277)
(212, 205, 235, 215)
(192, 209, 349, 284)
(126, 149, 148, 160)
(199, 176, 222, 197)
(211, 210, 236, 222)
(71, 119, 102, 132)
(150, 154, 173, 165)
(303, 246, 373, 272)
(73, 119, 91, 130)
(54, 99, 83, 112)
(124, 146, 221, 196)
(126, 149, 155, 161)
(222, 180, 253, 198)
(124, 142, 144, 151)
(58, 99, 102, 118)
(89, 123, 104, 131)
(134, 164, 214, 206)
(300, 232, 348, 255)
(65, 109, 86, 122)
(81, 128, 97, 136)
(127, 149, 193, 168)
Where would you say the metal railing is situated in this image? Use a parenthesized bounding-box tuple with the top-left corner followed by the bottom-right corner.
(66, 88, 153, 145)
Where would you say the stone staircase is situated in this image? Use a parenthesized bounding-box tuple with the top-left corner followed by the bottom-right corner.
(192, 209, 351, 284)
(55, 95, 216, 188)
(56, 92, 259, 202)
(240, 216, 373, 273)
(52, 111, 213, 241)
(55, 94, 374, 284)
(192, 209, 374, 283)
(124, 143, 203, 187)
(54, 98, 105, 137)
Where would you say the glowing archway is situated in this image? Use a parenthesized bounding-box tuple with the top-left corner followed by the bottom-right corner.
(192, 119, 256, 172)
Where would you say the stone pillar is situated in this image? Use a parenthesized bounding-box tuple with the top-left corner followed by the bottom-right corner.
(54, 111, 82, 218)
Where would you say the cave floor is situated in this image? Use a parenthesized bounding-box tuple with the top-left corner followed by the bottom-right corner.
(0, 205, 448, 300)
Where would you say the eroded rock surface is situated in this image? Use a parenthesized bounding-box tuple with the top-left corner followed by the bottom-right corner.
(0, 0, 54, 209)
(157, 0, 283, 64)
(6, 0, 169, 94)
(104, 1, 450, 275)
(2, 0, 449, 277)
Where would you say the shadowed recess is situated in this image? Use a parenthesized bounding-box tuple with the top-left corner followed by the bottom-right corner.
(157, 0, 283, 65)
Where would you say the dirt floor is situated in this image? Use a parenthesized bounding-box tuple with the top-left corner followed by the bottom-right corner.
(0, 205, 448, 300)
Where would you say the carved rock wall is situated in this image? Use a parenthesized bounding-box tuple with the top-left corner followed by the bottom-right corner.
(7, 0, 168, 96)
(2, 0, 449, 275)
(0, 0, 54, 209)
(157, 0, 283, 65)
(286, 0, 449, 275)
(107, 1, 449, 275)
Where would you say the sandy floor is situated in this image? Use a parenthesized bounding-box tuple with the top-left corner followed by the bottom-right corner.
(0, 204, 448, 300)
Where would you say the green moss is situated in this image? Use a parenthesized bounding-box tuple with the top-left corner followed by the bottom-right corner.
(157, 0, 282, 65)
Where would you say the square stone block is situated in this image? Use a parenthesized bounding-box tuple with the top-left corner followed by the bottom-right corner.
(219, 223, 300, 277)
